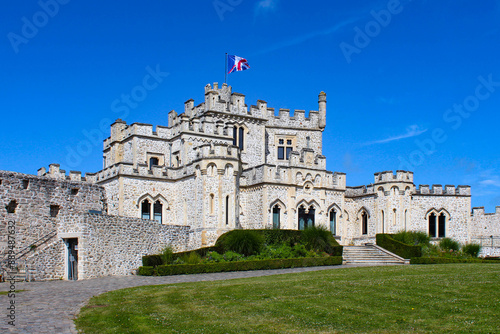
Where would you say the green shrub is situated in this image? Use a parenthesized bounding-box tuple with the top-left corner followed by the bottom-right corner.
(142, 255, 163, 267)
(376, 234, 422, 259)
(137, 266, 155, 276)
(221, 229, 264, 256)
(462, 243, 481, 257)
(223, 251, 244, 262)
(301, 225, 337, 253)
(439, 238, 460, 252)
(205, 251, 225, 263)
(182, 252, 202, 264)
(146, 256, 343, 276)
(392, 231, 430, 246)
(259, 244, 293, 259)
(260, 229, 303, 246)
(291, 243, 308, 257)
(161, 246, 175, 265)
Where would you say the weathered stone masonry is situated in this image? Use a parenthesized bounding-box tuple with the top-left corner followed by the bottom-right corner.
(0, 170, 189, 280)
(1, 83, 499, 280)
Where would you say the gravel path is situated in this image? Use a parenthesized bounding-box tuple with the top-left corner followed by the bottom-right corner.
(0, 264, 381, 333)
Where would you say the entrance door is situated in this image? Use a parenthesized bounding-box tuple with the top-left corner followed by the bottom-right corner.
(298, 206, 315, 230)
(66, 238, 78, 280)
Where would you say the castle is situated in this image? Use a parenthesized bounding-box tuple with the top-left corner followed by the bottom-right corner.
(1, 83, 499, 280)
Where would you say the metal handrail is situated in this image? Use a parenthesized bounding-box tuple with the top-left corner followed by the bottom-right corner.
(0, 230, 57, 267)
(470, 236, 500, 247)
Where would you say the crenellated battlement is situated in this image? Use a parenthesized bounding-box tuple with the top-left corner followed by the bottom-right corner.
(187, 83, 326, 130)
(37, 164, 97, 183)
(346, 185, 375, 197)
(98, 143, 241, 183)
(374, 170, 414, 184)
(472, 206, 500, 216)
(414, 184, 471, 196)
(240, 164, 345, 189)
(103, 83, 327, 156)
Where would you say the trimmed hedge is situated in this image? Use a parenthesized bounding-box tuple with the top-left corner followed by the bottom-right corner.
(172, 246, 217, 262)
(142, 255, 163, 267)
(376, 234, 422, 259)
(411, 257, 500, 264)
(137, 266, 155, 276)
(138, 256, 343, 276)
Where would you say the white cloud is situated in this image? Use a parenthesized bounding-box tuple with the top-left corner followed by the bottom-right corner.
(255, 0, 279, 15)
(251, 18, 359, 56)
(480, 179, 500, 187)
(364, 125, 428, 145)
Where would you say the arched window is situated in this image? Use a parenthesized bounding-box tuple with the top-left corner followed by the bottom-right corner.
(209, 194, 215, 215)
(239, 127, 244, 150)
(404, 209, 408, 230)
(141, 200, 151, 220)
(298, 205, 315, 230)
(393, 209, 397, 226)
(429, 213, 436, 237)
(381, 210, 385, 233)
(225, 196, 230, 225)
(362, 212, 368, 235)
(153, 200, 162, 223)
(233, 125, 245, 151)
(329, 209, 336, 235)
(272, 205, 281, 229)
(438, 213, 446, 238)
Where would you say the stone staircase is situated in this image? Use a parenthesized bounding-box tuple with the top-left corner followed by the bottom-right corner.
(343, 244, 409, 265)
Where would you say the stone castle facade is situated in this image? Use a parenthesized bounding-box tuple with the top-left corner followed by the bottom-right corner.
(1, 83, 499, 280)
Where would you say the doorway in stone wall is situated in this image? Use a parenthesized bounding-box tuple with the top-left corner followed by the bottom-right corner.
(298, 205, 315, 230)
(65, 238, 78, 280)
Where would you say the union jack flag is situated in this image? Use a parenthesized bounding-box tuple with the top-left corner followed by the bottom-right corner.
(227, 55, 250, 74)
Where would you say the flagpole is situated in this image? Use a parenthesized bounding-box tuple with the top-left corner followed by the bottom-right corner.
(224, 53, 228, 84)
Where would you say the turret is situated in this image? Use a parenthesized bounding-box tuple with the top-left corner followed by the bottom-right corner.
(318, 91, 326, 130)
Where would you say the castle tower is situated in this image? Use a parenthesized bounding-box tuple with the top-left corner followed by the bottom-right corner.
(318, 91, 326, 130)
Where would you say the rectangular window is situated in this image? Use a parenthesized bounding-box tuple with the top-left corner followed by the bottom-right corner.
(50, 205, 60, 218)
(277, 147, 284, 160)
(276, 137, 294, 161)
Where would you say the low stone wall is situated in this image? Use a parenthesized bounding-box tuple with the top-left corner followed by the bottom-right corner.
(78, 213, 190, 279)
(479, 247, 500, 258)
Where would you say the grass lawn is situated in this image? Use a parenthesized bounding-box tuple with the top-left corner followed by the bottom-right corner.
(75, 264, 500, 333)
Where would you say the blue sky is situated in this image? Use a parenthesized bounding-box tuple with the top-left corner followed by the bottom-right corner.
(1, 0, 499, 211)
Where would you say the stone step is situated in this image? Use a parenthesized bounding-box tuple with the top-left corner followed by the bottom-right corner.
(343, 245, 406, 265)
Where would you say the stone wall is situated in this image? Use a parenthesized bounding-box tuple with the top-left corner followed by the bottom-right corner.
(75, 214, 190, 279)
(0, 170, 106, 280)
